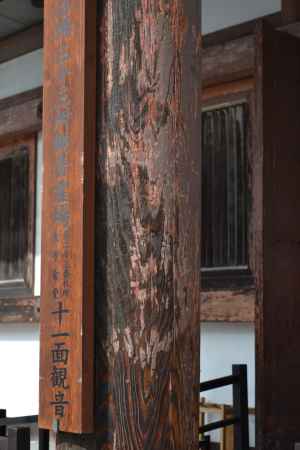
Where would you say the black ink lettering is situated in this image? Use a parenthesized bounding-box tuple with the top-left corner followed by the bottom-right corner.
(51, 342, 70, 365)
(52, 302, 70, 326)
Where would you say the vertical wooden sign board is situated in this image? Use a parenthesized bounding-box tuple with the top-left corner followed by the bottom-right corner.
(39, 0, 96, 433)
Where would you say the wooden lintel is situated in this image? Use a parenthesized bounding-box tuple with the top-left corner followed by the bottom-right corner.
(0, 88, 42, 145)
(201, 290, 255, 323)
(203, 19, 300, 87)
(0, 297, 40, 323)
(0, 23, 43, 65)
(203, 35, 255, 88)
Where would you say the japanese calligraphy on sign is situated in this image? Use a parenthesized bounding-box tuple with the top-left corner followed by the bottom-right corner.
(39, 0, 96, 434)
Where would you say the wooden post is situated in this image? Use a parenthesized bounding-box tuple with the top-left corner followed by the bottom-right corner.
(281, 0, 300, 22)
(255, 22, 300, 450)
(232, 365, 249, 450)
(48, 0, 202, 448)
(39, 0, 96, 434)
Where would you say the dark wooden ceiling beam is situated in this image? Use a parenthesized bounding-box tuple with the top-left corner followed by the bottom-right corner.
(0, 23, 43, 65)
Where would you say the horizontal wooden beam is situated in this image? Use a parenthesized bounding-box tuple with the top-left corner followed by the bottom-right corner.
(0, 297, 40, 323)
(0, 23, 43, 65)
(203, 36, 255, 88)
(203, 20, 300, 87)
(0, 88, 42, 146)
(203, 78, 254, 102)
(201, 290, 255, 322)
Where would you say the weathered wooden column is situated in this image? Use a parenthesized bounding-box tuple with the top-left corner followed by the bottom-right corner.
(51, 1, 202, 448)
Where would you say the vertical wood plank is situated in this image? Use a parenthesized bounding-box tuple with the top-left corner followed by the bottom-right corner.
(94, 1, 202, 449)
(255, 21, 300, 450)
(39, 0, 96, 434)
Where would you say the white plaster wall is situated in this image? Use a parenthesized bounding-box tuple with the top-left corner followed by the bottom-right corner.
(201, 323, 255, 406)
(34, 132, 43, 297)
(201, 323, 256, 446)
(202, 0, 281, 34)
(0, 324, 39, 415)
(0, 49, 43, 100)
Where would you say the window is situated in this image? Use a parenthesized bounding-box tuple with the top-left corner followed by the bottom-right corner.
(201, 100, 252, 288)
(0, 136, 36, 298)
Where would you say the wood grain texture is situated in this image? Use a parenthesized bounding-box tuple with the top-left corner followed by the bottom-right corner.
(93, 1, 201, 449)
(202, 36, 255, 88)
(0, 297, 39, 323)
(255, 21, 300, 450)
(201, 290, 255, 323)
(39, 0, 96, 434)
(0, 88, 42, 146)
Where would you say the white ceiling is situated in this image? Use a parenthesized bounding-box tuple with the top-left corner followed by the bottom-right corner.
(0, 0, 43, 39)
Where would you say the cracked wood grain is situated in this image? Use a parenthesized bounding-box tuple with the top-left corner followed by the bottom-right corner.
(94, 1, 202, 449)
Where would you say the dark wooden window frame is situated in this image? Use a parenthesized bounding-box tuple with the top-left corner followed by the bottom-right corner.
(0, 87, 42, 323)
(202, 100, 250, 283)
(201, 78, 256, 323)
(0, 136, 36, 298)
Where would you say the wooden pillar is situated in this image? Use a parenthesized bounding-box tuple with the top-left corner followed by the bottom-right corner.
(49, 0, 202, 448)
(255, 22, 300, 450)
(281, 0, 300, 22)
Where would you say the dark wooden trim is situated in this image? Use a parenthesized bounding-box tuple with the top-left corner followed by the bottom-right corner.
(201, 81, 257, 323)
(203, 36, 255, 88)
(282, 0, 300, 23)
(203, 78, 254, 101)
(202, 16, 300, 89)
(202, 84, 255, 286)
(0, 297, 40, 323)
(202, 270, 254, 291)
(0, 94, 40, 323)
(0, 88, 42, 146)
(201, 289, 255, 323)
(0, 135, 37, 298)
(0, 23, 43, 65)
(254, 21, 300, 449)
